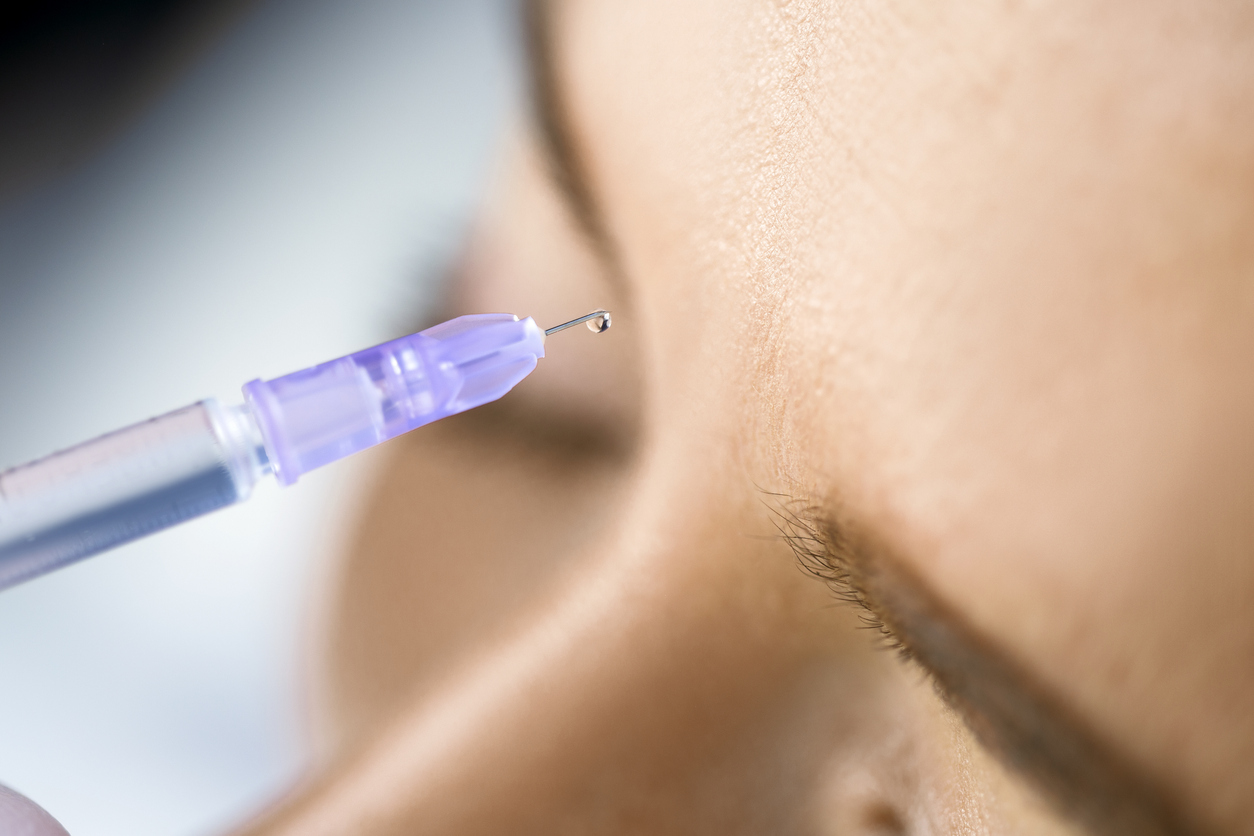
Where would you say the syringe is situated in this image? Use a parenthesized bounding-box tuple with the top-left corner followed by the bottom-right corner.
(0, 310, 610, 592)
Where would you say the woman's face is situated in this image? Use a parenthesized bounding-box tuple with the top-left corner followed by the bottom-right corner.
(243, 2, 1254, 835)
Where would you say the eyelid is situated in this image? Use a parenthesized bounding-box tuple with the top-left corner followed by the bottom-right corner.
(439, 387, 635, 467)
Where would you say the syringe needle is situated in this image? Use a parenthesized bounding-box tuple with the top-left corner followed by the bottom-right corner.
(544, 310, 612, 336)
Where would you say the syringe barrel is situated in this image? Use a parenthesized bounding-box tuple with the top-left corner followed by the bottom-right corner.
(0, 400, 269, 591)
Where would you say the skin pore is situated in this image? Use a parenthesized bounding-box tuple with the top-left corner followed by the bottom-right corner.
(236, 2, 1254, 834)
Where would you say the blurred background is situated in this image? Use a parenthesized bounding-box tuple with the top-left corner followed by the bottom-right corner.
(0, 1, 518, 833)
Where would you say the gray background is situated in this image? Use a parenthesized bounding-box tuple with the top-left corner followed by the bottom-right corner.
(0, 1, 517, 833)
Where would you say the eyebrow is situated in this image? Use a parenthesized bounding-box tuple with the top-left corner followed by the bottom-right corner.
(523, 0, 623, 280)
(773, 499, 1205, 836)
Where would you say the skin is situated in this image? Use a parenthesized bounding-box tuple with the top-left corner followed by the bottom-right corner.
(0, 785, 69, 835)
(223, 1, 1253, 834)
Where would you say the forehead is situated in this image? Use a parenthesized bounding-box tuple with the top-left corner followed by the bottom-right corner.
(550, 0, 1254, 827)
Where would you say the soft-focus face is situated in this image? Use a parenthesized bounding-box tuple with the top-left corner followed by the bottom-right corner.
(241, 3, 1254, 835)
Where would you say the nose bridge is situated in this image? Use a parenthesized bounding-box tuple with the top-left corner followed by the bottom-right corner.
(275, 468, 841, 835)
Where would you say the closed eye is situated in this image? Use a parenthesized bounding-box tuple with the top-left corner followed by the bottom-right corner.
(761, 487, 1199, 836)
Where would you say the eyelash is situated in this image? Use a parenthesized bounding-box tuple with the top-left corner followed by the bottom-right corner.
(764, 494, 913, 661)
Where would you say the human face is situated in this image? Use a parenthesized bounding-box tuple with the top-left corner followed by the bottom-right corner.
(239, 2, 1254, 834)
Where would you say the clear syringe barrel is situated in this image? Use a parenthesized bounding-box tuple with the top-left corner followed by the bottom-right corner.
(0, 401, 269, 591)
(0, 313, 547, 591)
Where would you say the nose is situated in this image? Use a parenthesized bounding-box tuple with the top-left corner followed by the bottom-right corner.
(242, 472, 883, 836)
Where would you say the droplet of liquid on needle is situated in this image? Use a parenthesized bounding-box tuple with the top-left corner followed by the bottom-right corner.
(544, 310, 612, 337)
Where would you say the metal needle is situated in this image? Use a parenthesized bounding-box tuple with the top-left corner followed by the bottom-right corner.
(544, 310, 612, 336)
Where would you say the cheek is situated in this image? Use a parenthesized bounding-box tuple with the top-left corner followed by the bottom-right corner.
(320, 413, 630, 749)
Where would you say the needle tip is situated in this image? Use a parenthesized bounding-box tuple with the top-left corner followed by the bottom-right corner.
(586, 311, 611, 333)
(544, 309, 611, 337)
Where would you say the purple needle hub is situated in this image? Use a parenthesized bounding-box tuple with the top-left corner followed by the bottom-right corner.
(243, 314, 545, 485)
